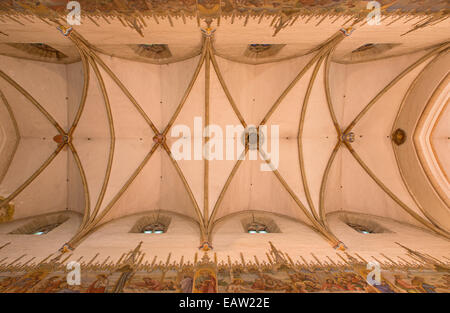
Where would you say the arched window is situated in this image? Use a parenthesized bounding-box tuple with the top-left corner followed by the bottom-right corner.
(248, 44, 272, 53)
(142, 222, 165, 234)
(346, 223, 373, 234)
(129, 214, 171, 234)
(242, 214, 280, 234)
(338, 212, 391, 235)
(349, 43, 399, 61)
(352, 43, 376, 53)
(32, 223, 62, 235)
(247, 222, 269, 234)
(7, 43, 67, 59)
(132, 44, 172, 59)
(244, 44, 285, 58)
(9, 214, 69, 235)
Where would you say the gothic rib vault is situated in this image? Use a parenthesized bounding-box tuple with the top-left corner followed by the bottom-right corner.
(0, 3, 449, 264)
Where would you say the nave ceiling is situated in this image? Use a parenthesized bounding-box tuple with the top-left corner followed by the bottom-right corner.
(0, 1, 449, 255)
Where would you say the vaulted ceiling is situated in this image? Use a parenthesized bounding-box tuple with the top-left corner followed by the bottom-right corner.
(0, 1, 449, 252)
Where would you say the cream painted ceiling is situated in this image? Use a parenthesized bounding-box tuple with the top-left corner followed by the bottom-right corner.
(0, 12, 450, 64)
(0, 11, 449, 250)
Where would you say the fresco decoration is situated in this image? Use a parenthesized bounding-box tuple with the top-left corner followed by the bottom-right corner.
(193, 253, 218, 293)
(3, 1, 449, 14)
(0, 1, 447, 37)
(0, 241, 448, 293)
